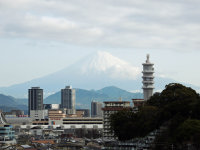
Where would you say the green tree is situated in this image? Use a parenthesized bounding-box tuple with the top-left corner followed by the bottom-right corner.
(110, 108, 136, 140)
(110, 83, 200, 149)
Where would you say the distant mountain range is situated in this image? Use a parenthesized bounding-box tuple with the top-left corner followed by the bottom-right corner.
(0, 94, 27, 112)
(0, 51, 199, 98)
(1, 83, 199, 110)
(0, 86, 142, 110)
(44, 86, 143, 108)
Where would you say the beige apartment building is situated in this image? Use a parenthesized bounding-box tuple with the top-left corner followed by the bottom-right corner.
(102, 101, 131, 139)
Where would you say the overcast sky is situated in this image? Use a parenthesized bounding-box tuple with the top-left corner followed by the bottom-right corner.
(0, 0, 200, 87)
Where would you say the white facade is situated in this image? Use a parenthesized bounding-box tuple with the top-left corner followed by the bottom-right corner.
(21, 117, 103, 130)
(142, 54, 154, 100)
(30, 110, 48, 120)
(20, 124, 103, 130)
(51, 104, 60, 109)
(49, 117, 103, 127)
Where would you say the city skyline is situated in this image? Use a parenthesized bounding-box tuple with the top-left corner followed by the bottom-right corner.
(0, 0, 200, 88)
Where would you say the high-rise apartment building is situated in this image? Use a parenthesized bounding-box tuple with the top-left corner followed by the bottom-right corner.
(28, 87, 43, 116)
(61, 86, 76, 114)
(91, 101, 103, 117)
(102, 101, 131, 139)
(142, 54, 154, 100)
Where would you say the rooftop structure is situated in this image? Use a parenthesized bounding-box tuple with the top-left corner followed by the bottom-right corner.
(44, 104, 60, 110)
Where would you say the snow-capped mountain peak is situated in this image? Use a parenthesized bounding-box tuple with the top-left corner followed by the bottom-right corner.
(76, 51, 140, 80)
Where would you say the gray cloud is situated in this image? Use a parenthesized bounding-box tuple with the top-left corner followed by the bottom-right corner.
(0, 0, 200, 50)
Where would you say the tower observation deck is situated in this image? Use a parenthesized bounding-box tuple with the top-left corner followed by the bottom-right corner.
(142, 54, 154, 100)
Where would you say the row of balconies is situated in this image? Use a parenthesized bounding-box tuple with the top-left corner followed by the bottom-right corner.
(103, 111, 117, 115)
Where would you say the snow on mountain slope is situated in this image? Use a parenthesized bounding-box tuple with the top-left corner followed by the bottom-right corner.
(0, 51, 142, 97)
(72, 51, 140, 80)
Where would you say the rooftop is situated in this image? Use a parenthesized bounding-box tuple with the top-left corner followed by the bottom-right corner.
(104, 101, 130, 104)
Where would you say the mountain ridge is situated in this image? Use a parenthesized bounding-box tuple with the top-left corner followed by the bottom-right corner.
(44, 86, 143, 108)
(0, 94, 28, 112)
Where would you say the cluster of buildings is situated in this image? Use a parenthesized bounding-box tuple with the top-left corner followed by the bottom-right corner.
(0, 54, 155, 146)
(28, 86, 103, 128)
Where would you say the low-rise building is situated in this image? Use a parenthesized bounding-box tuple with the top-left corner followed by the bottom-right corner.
(49, 117, 103, 129)
(6, 117, 32, 125)
(32, 119, 49, 125)
(0, 125, 16, 144)
(74, 110, 85, 117)
(48, 109, 66, 120)
(76, 109, 90, 117)
(44, 104, 60, 110)
(30, 110, 48, 120)
(4, 110, 24, 117)
(62, 117, 102, 125)
(20, 117, 103, 131)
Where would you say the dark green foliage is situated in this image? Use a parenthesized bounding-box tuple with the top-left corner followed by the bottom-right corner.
(175, 119, 200, 143)
(110, 106, 160, 140)
(147, 83, 199, 108)
(110, 109, 136, 140)
(110, 83, 200, 149)
(134, 106, 160, 137)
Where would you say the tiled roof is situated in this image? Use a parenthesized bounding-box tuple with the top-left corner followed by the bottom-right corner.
(32, 140, 55, 144)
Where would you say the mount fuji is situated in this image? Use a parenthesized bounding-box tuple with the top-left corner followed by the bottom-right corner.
(0, 51, 198, 98)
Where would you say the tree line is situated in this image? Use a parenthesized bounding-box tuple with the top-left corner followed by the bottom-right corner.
(110, 83, 200, 149)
